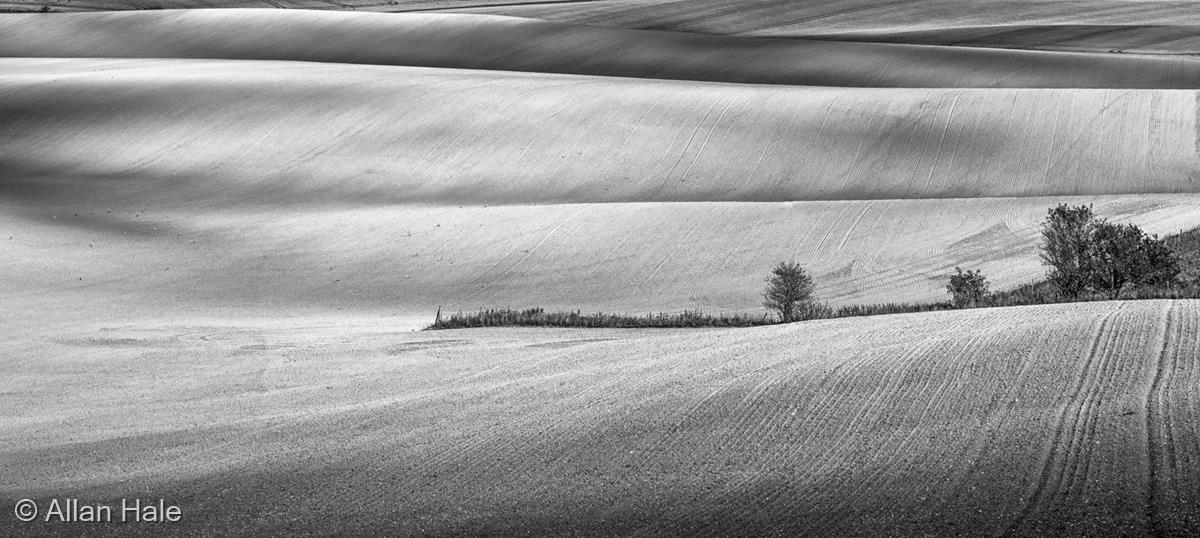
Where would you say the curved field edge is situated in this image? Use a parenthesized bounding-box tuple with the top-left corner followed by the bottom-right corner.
(3, 300, 1200, 536)
(4, 11, 1200, 89)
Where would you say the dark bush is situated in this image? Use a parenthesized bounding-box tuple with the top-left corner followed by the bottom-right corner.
(947, 267, 989, 308)
(763, 261, 815, 323)
(1040, 204, 1180, 299)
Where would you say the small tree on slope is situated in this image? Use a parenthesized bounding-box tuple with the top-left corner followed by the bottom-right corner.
(763, 261, 815, 323)
(947, 267, 989, 308)
(1040, 204, 1096, 299)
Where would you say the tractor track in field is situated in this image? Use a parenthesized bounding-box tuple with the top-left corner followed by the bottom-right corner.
(1145, 301, 1178, 537)
(1004, 304, 1122, 535)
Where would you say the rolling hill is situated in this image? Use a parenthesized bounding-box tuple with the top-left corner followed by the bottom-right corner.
(4, 11, 1200, 88)
(7, 0, 1200, 57)
(3, 40, 1200, 317)
(4, 301, 1200, 535)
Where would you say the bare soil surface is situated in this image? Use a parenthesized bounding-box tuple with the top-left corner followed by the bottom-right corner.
(4, 302, 1200, 536)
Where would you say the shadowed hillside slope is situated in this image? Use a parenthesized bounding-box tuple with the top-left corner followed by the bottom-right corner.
(803, 24, 1200, 55)
(4, 11, 1200, 88)
(432, 0, 1200, 54)
(449, 2, 1200, 57)
(4, 301, 1200, 535)
(5, 0, 1200, 54)
(4, 58, 1199, 207)
(5, 57, 1200, 320)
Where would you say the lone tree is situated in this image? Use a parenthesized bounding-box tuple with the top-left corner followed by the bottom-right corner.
(1040, 204, 1096, 299)
(947, 267, 989, 308)
(1040, 204, 1180, 299)
(763, 261, 814, 323)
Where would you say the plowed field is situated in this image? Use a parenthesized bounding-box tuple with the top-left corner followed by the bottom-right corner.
(4, 302, 1200, 535)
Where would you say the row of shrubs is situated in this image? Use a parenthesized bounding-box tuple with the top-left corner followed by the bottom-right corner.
(430, 308, 775, 329)
(427, 204, 1200, 330)
(943, 204, 1197, 309)
(427, 301, 987, 330)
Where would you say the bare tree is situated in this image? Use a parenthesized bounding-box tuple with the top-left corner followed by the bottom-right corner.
(763, 261, 814, 323)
